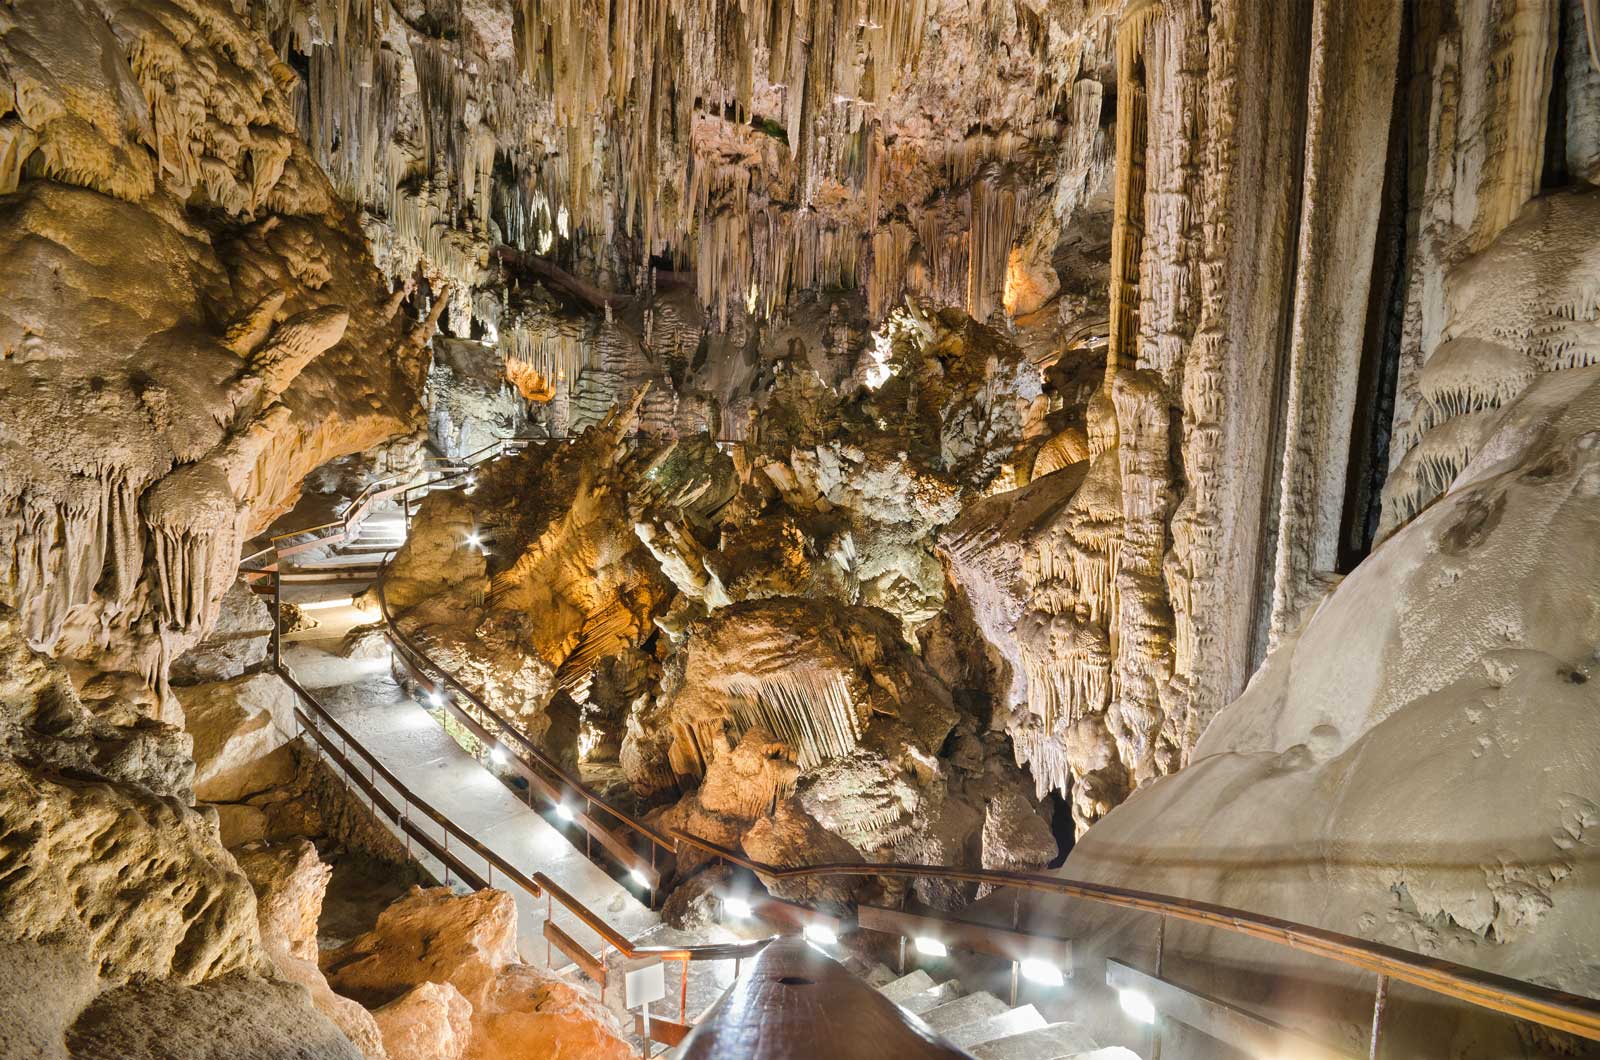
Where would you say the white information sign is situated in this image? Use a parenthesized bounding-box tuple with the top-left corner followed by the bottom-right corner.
(624, 961, 666, 1010)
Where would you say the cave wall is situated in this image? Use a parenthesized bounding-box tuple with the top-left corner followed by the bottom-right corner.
(0, 0, 435, 691)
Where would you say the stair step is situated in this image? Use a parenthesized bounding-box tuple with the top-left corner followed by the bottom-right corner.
(970, 1021, 1103, 1060)
(900, 980, 963, 1016)
(945, 1005, 1048, 1049)
(876, 969, 935, 1003)
(862, 963, 900, 988)
(921, 991, 1010, 1033)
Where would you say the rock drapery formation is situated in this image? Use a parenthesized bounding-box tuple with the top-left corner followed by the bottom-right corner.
(1041, 365, 1600, 1058)
(389, 320, 1064, 906)
(0, 0, 436, 693)
(4, 0, 1600, 1054)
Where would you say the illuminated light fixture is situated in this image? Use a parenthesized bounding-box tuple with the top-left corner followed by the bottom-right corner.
(298, 596, 354, 612)
(914, 937, 948, 958)
(722, 897, 753, 919)
(466, 531, 481, 547)
(489, 746, 508, 766)
(555, 802, 575, 822)
(630, 869, 649, 888)
(427, 691, 444, 707)
(803, 923, 838, 947)
(1118, 987, 1156, 1024)
(1021, 958, 1065, 987)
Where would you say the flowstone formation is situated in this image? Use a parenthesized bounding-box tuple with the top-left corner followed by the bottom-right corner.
(1041, 366, 1600, 1059)
(390, 311, 1063, 909)
(0, 0, 437, 690)
(246, 0, 1121, 427)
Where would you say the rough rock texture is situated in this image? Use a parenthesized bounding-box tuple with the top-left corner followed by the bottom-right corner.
(374, 981, 474, 1060)
(324, 886, 632, 1060)
(1040, 368, 1600, 1057)
(0, 0, 433, 690)
(179, 672, 298, 803)
(244, 0, 1120, 437)
(394, 335, 1061, 897)
(236, 840, 387, 1059)
(170, 581, 274, 685)
(0, 606, 365, 1060)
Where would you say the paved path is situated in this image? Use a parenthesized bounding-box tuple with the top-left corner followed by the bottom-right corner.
(279, 570, 745, 1026)
(282, 592, 660, 962)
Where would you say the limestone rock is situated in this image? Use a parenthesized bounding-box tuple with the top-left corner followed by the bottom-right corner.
(170, 581, 274, 685)
(64, 974, 365, 1060)
(1050, 368, 1600, 1056)
(179, 672, 298, 803)
(236, 840, 387, 1060)
(339, 623, 391, 661)
(374, 981, 473, 1060)
(324, 887, 521, 1009)
(324, 887, 632, 1058)
(743, 798, 866, 905)
(0, 756, 265, 987)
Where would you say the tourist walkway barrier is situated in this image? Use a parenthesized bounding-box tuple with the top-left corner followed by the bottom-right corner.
(254, 436, 1600, 1058)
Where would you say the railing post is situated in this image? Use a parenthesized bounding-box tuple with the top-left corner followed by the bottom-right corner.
(271, 570, 283, 670)
(1369, 974, 1390, 1060)
(679, 956, 689, 1022)
(1151, 915, 1166, 1060)
(898, 935, 906, 975)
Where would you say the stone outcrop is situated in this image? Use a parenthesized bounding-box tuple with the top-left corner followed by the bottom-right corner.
(324, 886, 632, 1060)
(170, 581, 274, 686)
(179, 672, 298, 803)
(1039, 366, 1600, 1057)
(236, 840, 387, 1059)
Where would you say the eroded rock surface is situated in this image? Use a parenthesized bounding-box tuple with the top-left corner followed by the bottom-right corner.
(324, 886, 633, 1060)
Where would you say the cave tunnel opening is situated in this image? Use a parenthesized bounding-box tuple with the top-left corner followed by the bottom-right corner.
(1045, 791, 1076, 869)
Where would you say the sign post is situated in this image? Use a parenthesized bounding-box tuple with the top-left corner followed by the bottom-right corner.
(625, 960, 667, 1057)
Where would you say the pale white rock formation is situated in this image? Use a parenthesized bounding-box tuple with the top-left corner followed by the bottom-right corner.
(179, 672, 299, 804)
(0, 0, 432, 688)
(1039, 367, 1600, 1058)
(0, 607, 362, 1060)
(1384, 189, 1600, 533)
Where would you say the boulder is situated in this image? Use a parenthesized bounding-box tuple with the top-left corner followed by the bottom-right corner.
(169, 581, 274, 685)
(373, 981, 473, 1060)
(178, 672, 297, 802)
(235, 840, 387, 1060)
(324, 887, 632, 1059)
(339, 623, 391, 661)
(743, 798, 865, 905)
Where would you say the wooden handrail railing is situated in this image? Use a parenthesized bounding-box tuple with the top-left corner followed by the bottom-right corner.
(670, 831, 1600, 1042)
(376, 559, 679, 857)
(268, 438, 1600, 1048)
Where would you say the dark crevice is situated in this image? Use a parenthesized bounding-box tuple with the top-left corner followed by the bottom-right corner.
(1338, 0, 1415, 572)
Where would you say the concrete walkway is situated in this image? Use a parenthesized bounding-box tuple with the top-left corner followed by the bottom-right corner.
(281, 592, 660, 962)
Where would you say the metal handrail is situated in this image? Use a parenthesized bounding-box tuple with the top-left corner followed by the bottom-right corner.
(267, 567, 770, 1003)
(377, 570, 679, 856)
(669, 835, 1600, 1042)
(274, 440, 1600, 1047)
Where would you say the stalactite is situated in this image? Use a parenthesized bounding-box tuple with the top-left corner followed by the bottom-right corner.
(1105, 1, 1159, 380)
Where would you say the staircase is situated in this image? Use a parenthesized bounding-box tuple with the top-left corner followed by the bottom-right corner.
(335, 513, 408, 557)
(873, 968, 1141, 1060)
